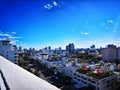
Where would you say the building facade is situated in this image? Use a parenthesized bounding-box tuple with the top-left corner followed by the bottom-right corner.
(66, 43, 75, 53)
(101, 45, 117, 62)
(0, 40, 18, 64)
(73, 71, 118, 90)
(118, 47, 120, 60)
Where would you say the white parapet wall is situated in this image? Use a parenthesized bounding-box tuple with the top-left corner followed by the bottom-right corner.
(0, 56, 59, 90)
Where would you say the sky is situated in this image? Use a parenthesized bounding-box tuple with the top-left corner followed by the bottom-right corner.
(0, 0, 120, 49)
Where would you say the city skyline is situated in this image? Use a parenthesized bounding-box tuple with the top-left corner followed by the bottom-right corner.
(0, 0, 120, 49)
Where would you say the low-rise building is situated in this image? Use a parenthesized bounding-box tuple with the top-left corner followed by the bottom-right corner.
(73, 68, 118, 90)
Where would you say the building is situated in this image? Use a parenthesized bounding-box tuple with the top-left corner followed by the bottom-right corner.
(0, 40, 18, 64)
(48, 46, 51, 52)
(29, 47, 35, 55)
(66, 43, 75, 53)
(101, 44, 117, 62)
(118, 47, 120, 60)
(90, 45, 95, 50)
(88, 50, 100, 58)
(18, 46, 22, 51)
(73, 70, 118, 90)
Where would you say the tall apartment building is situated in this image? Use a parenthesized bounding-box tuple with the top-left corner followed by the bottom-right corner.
(0, 40, 18, 64)
(66, 43, 75, 53)
(101, 44, 117, 62)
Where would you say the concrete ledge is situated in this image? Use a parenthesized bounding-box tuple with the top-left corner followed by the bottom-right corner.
(0, 56, 59, 90)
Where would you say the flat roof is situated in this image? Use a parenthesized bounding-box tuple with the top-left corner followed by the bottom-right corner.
(0, 56, 59, 90)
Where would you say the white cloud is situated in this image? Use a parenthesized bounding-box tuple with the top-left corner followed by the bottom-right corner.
(44, 4, 53, 10)
(44, 1, 59, 10)
(10, 36, 21, 39)
(0, 31, 21, 40)
(0, 38, 6, 40)
(80, 31, 89, 35)
(84, 32, 89, 35)
(53, 1, 58, 7)
(12, 40, 19, 44)
(0, 33, 21, 39)
(0, 33, 11, 37)
(107, 20, 113, 23)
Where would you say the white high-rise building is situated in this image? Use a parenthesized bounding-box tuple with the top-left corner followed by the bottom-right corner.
(0, 40, 18, 64)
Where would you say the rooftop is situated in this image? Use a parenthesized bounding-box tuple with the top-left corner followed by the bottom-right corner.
(77, 68, 115, 79)
(87, 71, 114, 79)
(0, 56, 59, 90)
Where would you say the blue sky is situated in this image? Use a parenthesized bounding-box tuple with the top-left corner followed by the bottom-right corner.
(0, 0, 120, 49)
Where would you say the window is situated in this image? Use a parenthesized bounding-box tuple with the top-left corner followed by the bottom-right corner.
(14, 56, 17, 58)
(81, 76, 83, 78)
(74, 77, 77, 79)
(74, 73, 77, 76)
(3, 42, 8, 46)
(77, 79, 80, 81)
(14, 53, 17, 55)
(83, 77, 87, 80)
(91, 80, 96, 84)
(89, 79, 96, 84)
(77, 75, 80, 77)
(14, 59, 17, 61)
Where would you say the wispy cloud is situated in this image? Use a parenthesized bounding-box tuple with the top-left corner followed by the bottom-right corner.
(0, 38, 6, 40)
(44, 1, 59, 10)
(0, 31, 21, 45)
(10, 36, 21, 39)
(80, 31, 89, 35)
(0, 33, 11, 37)
(44, 4, 53, 10)
(0, 32, 21, 39)
(11, 32, 16, 34)
(84, 32, 89, 35)
(107, 19, 114, 23)
(53, 1, 58, 7)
